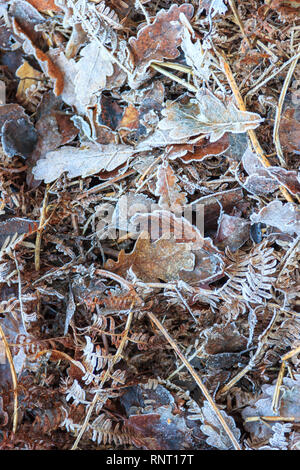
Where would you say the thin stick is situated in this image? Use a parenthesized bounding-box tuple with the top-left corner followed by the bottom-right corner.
(76, 169, 136, 201)
(219, 53, 294, 203)
(245, 416, 298, 423)
(271, 360, 285, 413)
(35, 184, 50, 271)
(150, 64, 198, 93)
(0, 324, 18, 433)
(71, 309, 134, 450)
(147, 311, 242, 450)
(273, 52, 299, 166)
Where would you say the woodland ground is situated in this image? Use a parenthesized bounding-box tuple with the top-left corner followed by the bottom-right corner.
(0, 0, 299, 451)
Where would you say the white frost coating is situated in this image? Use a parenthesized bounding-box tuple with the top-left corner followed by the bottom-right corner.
(250, 200, 300, 235)
(32, 143, 135, 183)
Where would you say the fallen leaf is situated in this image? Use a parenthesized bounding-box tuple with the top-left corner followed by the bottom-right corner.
(200, 400, 241, 450)
(0, 103, 27, 129)
(267, 167, 300, 195)
(278, 107, 300, 154)
(26, 0, 61, 12)
(178, 135, 230, 163)
(13, 19, 64, 96)
(131, 210, 204, 248)
(158, 91, 263, 143)
(250, 200, 300, 236)
(155, 161, 187, 211)
(74, 39, 114, 108)
(16, 61, 43, 109)
(105, 231, 195, 282)
(214, 213, 250, 251)
(1, 117, 38, 158)
(129, 4, 194, 72)
(32, 143, 136, 182)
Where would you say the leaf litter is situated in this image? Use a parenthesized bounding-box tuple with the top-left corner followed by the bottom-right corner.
(0, 0, 299, 452)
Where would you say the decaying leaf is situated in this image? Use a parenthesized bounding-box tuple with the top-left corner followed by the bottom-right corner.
(32, 143, 135, 182)
(13, 19, 64, 96)
(74, 39, 114, 108)
(155, 161, 187, 211)
(278, 107, 300, 154)
(250, 200, 300, 236)
(26, 0, 61, 12)
(105, 231, 194, 282)
(214, 213, 250, 251)
(158, 92, 263, 143)
(129, 4, 194, 72)
(1, 117, 38, 158)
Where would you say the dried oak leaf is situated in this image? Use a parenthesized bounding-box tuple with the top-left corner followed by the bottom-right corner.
(32, 143, 135, 183)
(25, 0, 61, 12)
(105, 231, 195, 282)
(158, 92, 263, 143)
(267, 167, 300, 195)
(177, 134, 230, 163)
(214, 213, 250, 252)
(155, 161, 187, 212)
(74, 40, 114, 108)
(242, 147, 279, 195)
(129, 3, 194, 71)
(131, 210, 225, 284)
(268, 0, 300, 18)
(250, 200, 300, 236)
(278, 107, 300, 154)
(16, 60, 43, 109)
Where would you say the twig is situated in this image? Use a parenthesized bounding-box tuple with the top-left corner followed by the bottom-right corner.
(0, 324, 18, 433)
(150, 64, 198, 93)
(273, 51, 300, 167)
(35, 184, 50, 272)
(147, 311, 242, 450)
(271, 360, 286, 413)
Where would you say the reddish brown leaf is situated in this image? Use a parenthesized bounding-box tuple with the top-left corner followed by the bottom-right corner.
(13, 19, 64, 96)
(214, 213, 250, 252)
(155, 161, 187, 211)
(278, 107, 300, 154)
(105, 231, 195, 282)
(26, 0, 61, 12)
(129, 4, 194, 71)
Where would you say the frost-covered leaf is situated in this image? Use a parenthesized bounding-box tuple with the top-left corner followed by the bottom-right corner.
(105, 231, 195, 282)
(155, 161, 187, 211)
(200, 401, 241, 450)
(158, 92, 263, 143)
(129, 4, 194, 72)
(181, 28, 214, 82)
(250, 200, 300, 236)
(74, 39, 114, 107)
(32, 143, 135, 182)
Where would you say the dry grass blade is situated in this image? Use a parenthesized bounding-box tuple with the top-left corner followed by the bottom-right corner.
(147, 312, 242, 451)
